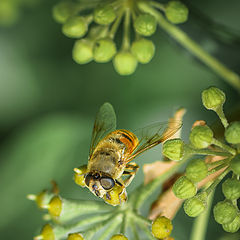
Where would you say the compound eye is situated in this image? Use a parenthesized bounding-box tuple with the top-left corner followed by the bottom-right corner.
(85, 173, 92, 187)
(100, 177, 115, 190)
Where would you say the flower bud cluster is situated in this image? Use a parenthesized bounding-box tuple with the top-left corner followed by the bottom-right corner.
(52, 0, 188, 75)
(173, 87, 240, 233)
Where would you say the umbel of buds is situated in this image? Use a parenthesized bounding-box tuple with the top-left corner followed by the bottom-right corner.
(52, 0, 189, 75)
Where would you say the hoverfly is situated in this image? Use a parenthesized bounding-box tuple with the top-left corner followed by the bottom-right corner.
(74, 103, 182, 206)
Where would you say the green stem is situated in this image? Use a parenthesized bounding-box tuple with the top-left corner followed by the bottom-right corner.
(109, 9, 124, 39)
(130, 219, 140, 240)
(187, 146, 232, 157)
(206, 157, 229, 168)
(190, 190, 215, 240)
(98, 214, 123, 240)
(122, 8, 131, 50)
(51, 212, 113, 239)
(212, 138, 236, 155)
(207, 160, 230, 175)
(58, 198, 113, 222)
(83, 213, 117, 239)
(215, 106, 229, 128)
(205, 167, 230, 195)
(135, 220, 155, 240)
(137, 1, 240, 92)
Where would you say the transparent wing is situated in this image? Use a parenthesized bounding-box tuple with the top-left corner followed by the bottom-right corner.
(89, 102, 117, 157)
(127, 120, 182, 162)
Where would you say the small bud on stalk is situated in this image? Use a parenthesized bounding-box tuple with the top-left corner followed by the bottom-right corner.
(230, 155, 240, 175)
(68, 233, 84, 240)
(222, 178, 240, 200)
(94, 4, 116, 25)
(162, 138, 184, 161)
(151, 216, 173, 239)
(52, 1, 77, 24)
(172, 176, 197, 199)
(131, 39, 155, 64)
(189, 125, 213, 149)
(62, 16, 88, 38)
(186, 158, 208, 183)
(184, 192, 207, 217)
(213, 200, 237, 224)
(93, 38, 117, 63)
(134, 14, 157, 36)
(225, 122, 240, 144)
(113, 51, 138, 75)
(165, 1, 188, 24)
(202, 87, 225, 111)
(72, 39, 94, 64)
(222, 215, 240, 233)
(110, 234, 128, 240)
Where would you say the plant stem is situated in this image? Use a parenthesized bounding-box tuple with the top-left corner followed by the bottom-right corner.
(188, 147, 232, 157)
(215, 106, 229, 128)
(205, 167, 230, 195)
(190, 190, 215, 240)
(98, 214, 123, 240)
(137, 2, 240, 92)
(212, 138, 236, 155)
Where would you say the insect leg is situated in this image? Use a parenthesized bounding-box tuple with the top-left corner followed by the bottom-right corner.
(122, 162, 139, 187)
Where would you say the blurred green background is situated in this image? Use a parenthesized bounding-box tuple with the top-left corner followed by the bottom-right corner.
(0, 0, 240, 239)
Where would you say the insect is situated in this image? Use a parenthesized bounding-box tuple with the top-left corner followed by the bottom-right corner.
(74, 103, 182, 206)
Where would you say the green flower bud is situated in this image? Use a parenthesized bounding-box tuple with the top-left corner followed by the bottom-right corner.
(186, 159, 208, 183)
(230, 155, 240, 175)
(62, 16, 88, 38)
(213, 201, 237, 224)
(38, 224, 55, 240)
(68, 233, 84, 240)
(110, 234, 128, 240)
(222, 215, 240, 233)
(222, 178, 240, 200)
(189, 125, 213, 149)
(72, 39, 93, 64)
(93, 38, 117, 63)
(184, 192, 207, 217)
(113, 51, 138, 75)
(52, 1, 77, 24)
(151, 216, 173, 239)
(225, 121, 240, 144)
(131, 39, 155, 64)
(202, 87, 225, 111)
(165, 1, 188, 24)
(94, 4, 116, 25)
(162, 138, 184, 161)
(172, 176, 197, 199)
(134, 14, 157, 36)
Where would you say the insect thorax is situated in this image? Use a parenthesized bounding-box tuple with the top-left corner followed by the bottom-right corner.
(88, 130, 138, 179)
